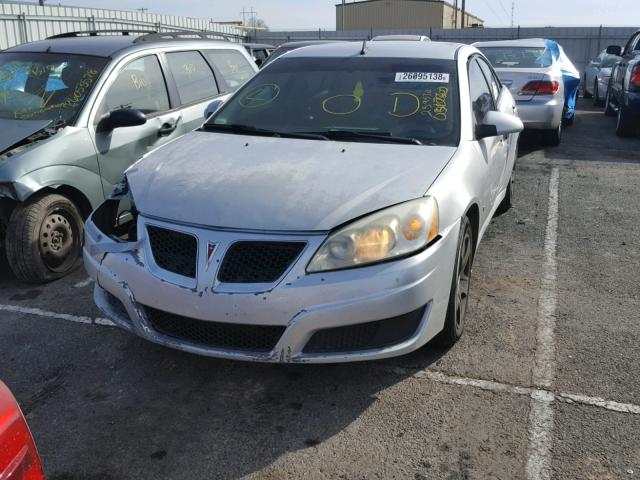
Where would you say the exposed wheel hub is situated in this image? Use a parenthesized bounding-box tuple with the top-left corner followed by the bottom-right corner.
(40, 213, 75, 268)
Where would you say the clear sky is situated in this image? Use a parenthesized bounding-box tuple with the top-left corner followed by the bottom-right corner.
(57, 0, 640, 30)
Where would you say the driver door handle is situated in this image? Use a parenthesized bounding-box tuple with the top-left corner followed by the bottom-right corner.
(158, 122, 177, 137)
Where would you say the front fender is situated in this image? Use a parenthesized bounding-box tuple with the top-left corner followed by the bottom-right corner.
(7, 164, 105, 208)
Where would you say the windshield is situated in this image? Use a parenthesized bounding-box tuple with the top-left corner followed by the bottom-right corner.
(206, 57, 459, 146)
(0, 52, 107, 124)
(479, 47, 552, 69)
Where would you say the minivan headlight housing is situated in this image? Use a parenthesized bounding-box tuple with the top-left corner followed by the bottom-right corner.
(307, 197, 439, 272)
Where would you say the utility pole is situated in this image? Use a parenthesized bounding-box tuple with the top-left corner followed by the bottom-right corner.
(461, 0, 465, 28)
(240, 7, 257, 26)
(511, 1, 515, 28)
(136, 8, 148, 14)
(453, 0, 458, 29)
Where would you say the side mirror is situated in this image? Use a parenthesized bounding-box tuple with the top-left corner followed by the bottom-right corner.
(97, 108, 146, 132)
(476, 111, 524, 140)
(606, 45, 622, 56)
(204, 99, 224, 119)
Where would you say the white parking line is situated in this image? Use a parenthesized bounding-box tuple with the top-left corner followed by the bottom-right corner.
(73, 278, 94, 288)
(0, 304, 115, 327)
(527, 167, 560, 480)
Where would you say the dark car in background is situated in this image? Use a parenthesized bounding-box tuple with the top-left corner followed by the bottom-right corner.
(605, 29, 640, 136)
(242, 42, 274, 67)
(261, 40, 346, 68)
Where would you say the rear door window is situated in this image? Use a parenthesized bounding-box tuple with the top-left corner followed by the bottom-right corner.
(165, 51, 218, 105)
(204, 49, 255, 93)
(102, 55, 169, 115)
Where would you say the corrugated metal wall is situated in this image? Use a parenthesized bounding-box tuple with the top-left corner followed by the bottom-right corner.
(0, 2, 246, 50)
(336, 0, 445, 31)
(251, 26, 638, 73)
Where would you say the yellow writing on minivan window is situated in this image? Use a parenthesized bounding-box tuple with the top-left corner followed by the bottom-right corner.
(388, 92, 421, 118)
(322, 81, 364, 115)
(182, 63, 196, 75)
(420, 86, 449, 121)
(239, 83, 281, 108)
(130, 74, 149, 90)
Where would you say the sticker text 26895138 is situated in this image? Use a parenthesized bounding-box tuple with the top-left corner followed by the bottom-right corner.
(395, 72, 450, 83)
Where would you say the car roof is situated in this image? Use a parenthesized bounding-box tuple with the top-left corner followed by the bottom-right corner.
(473, 38, 549, 49)
(4, 34, 241, 58)
(372, 35, 430, 41)
(277, 40, 346, 48)
(284, 40, 463, 60)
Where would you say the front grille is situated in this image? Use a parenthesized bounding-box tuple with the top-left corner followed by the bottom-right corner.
(218, 241, 305, 283)
(303, 306, 426, 354)
(147, 225, 197, 278)
(145, 306, 285, 352)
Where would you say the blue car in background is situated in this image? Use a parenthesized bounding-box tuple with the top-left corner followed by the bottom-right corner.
(605, 29, 640, 137)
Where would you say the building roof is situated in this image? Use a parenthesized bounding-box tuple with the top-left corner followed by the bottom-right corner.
(335, 0, 484, 23)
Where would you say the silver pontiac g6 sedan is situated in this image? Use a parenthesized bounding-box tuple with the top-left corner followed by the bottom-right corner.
(83, 41, 523, 363)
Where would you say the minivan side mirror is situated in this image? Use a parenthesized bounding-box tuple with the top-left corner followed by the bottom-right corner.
(204, 99, 224, 119)
(606, 45, 622, 56)
(476, 111, 524, 140)
(97, 108, 146, 132)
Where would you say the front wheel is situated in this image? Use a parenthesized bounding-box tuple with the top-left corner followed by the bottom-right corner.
(435, 216, 474, 348)
(6, 193, 84, 283)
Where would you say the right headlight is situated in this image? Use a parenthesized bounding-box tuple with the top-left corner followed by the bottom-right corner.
(307, 197, 439, 273)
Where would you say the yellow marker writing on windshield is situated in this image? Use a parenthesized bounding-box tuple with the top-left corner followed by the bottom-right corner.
(388, 92, 421, 118)
(322, 80, 365, 115)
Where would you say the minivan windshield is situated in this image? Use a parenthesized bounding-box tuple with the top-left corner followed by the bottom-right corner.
(205, 57, 460, 146)
(478, 47, 552, 69)
(0, 52, 107, 124)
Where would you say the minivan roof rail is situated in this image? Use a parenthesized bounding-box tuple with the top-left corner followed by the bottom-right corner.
(46, 30, 236, 42)
(47, 30, 157, 39)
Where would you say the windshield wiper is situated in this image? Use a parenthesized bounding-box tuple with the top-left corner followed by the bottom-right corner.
(303, 129, 423, 145)
(201, 123, 328, 141)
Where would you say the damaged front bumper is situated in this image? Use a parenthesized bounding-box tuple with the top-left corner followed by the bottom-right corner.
(84, 211, 459, 363)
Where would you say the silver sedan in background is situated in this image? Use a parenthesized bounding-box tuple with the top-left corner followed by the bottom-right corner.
(475, 39, 568, 146)
(83, 41, 522, 363)
(583, 49, 620, 106)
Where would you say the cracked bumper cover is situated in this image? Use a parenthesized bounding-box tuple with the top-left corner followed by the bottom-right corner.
(83, 214, 459, 363)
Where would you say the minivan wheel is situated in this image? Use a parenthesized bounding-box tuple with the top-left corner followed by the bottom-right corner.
(6, 193, 84, 283)
(616, 105, 637, 137)
(583, 75, 592, 99)
(435, 216, 473, 348)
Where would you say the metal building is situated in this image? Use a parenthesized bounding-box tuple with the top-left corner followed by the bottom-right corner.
(336, 0, 484, 31)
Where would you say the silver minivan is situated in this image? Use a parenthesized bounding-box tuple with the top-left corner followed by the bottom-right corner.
(0, 31, 257, 282)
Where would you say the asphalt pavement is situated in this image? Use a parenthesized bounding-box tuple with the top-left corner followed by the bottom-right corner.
(0, 98, 638, 480)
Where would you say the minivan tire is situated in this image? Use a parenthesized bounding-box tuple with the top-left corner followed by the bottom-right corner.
(6, 193, 84, 283)
(604, 87, 617, 117)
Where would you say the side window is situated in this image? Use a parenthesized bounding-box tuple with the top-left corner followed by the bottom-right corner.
(165, 51, 218, 105)
(634, 34, 640, 52)
(101, 55, 169, 115)
(204, 49, 255, 93)
(468, 58, 494, 126)
(477, 57, 501, 103)
(624, 34, 639, 55)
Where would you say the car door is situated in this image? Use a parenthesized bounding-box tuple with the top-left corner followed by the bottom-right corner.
(470, 57, 508, 210)
(91, 54, 183, 195)
(161, 50, 224, 134)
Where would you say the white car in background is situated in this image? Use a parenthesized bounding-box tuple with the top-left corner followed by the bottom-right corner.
(583, 48, 620, 106)
(474, 38, 578, 146)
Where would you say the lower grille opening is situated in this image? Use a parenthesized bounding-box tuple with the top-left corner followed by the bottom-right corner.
(303, 305, 426, 354)
(144, 306, 285, 353)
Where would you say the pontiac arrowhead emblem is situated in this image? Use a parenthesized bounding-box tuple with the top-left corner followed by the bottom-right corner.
(206, 242, 217, 270)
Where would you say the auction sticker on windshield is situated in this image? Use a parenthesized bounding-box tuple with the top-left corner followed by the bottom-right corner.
(395, 72, 450, 83)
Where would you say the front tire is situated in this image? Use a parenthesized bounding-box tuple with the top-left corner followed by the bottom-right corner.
(435, 216, 474, 348)
(583, 74, 593, 99)
(6, 193, 84, 283)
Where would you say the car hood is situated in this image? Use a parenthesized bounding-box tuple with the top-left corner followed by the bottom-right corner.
(0, 118, 52, 155)
(126, 131, 456, 231)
